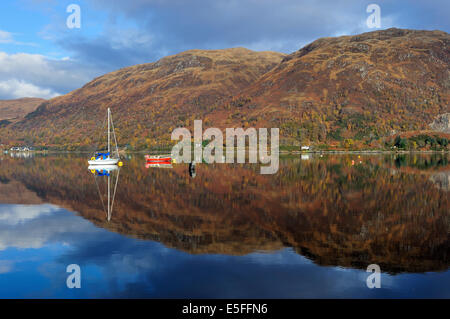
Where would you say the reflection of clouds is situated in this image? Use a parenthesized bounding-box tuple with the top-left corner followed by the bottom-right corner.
(0, 204, 448, 298)
(56, 231, 448, 298)
(0, 260, 14, 274)
(51, 238, 403, 298)
(0, 204, 101, 250)
(0, 204, 57, 225)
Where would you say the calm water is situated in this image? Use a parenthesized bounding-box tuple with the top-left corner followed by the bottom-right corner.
(0, 152, 449, 298)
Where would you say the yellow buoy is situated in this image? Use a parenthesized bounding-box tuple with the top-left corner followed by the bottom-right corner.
(118, 161, 123, 167)
(91, 157, 95, 160)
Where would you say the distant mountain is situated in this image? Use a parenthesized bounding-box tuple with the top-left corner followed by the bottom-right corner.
(0, 98, 45, 127)
(217, 28, 450, 145)
(0, 48, 284, 149)
(0, 28, 449, 149)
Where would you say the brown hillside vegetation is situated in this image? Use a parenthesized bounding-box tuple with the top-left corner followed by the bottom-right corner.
(217, 28, 450, 145)
(0, 28, 449, 149)
(0, 48, 284, 149)
(0, 98, 45, 126)
(0, 154, 448, 273)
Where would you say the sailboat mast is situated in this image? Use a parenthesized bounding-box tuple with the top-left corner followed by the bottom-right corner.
(107, 108, 111, 154)
(110, 110, 120, 159)
(107, 174, 111, 221)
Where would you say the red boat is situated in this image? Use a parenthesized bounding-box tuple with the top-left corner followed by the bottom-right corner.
(145, 155, 172, 163)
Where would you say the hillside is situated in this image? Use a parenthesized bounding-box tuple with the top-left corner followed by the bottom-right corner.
(0, 28, 449, 150)
(216, 28, 450, 146)
(0, 98, 45, 126)
(0, 48, 284, 149)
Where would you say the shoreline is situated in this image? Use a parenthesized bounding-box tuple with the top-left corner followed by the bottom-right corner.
(2, 149, 449, 155)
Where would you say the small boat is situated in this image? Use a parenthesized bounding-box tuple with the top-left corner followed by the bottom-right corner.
(89, 153, 119, 165)
(88, 108, 121, 166)
(145, 154, 172, 163)
(146, 160, 172, 164)
(145, 154, 173, 168)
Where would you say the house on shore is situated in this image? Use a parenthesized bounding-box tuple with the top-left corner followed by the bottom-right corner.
(10, 146, 32, 152)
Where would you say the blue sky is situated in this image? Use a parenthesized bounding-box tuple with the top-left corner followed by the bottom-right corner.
(0, 0, 448, 99)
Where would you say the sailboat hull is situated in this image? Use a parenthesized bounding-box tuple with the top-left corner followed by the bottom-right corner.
(88, 158, 119, 165)
(88, 164, 118, 171)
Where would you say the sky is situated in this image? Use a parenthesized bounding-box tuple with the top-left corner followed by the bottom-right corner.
(0, 0, 448, 100)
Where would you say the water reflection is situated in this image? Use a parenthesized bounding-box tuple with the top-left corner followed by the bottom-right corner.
(9, 151, 34, 159)
(0, 153, 449, 297)
(188, 162, 196, 178)
(89, 166, 120, 222)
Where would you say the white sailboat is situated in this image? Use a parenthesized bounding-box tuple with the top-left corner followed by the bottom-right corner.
(88, 108, 120, 166)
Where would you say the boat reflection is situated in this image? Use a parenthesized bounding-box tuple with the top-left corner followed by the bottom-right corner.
(188, 162, 196, 178)
(89, 165, 120, 222)
(145, 162, 173, 169)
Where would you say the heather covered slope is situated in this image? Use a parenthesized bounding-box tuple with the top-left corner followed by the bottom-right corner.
(1, 28, 449, 150)
(0, 98, 45, 126)
(216, 28, 450, 146)
(0, 48, 284, 149)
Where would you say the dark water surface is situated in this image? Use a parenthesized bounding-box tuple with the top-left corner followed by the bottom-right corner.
(0, 152, 449, 298)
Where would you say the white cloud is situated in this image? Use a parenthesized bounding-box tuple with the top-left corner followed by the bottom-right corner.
(0, 51, 101, 99)
(0, 30, 14, 44)
(0, 29, 37, 46)
(0, 79, 59, 99)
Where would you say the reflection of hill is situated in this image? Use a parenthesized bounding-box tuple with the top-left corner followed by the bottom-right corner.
(0, 154, 449, 274)
(0, 179, 43, 204)
(388, 154, 450, 191)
